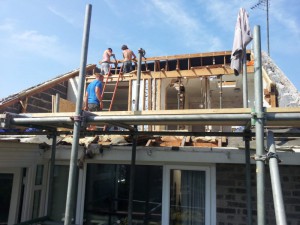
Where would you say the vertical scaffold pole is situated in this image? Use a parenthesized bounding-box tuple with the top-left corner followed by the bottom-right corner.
(47, 93, 60, 216)
(267, 131, 287, 224)
(253, 25, 266, 225)
(243, 45, 252, 225)
(128, 48, 144, 225)
(64, 4, 92, 225)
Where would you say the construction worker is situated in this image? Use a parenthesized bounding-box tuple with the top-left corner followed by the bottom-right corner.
(101, 48, 115, 75)
(121, 45, 136, 73)
(84, 73, 103, 112)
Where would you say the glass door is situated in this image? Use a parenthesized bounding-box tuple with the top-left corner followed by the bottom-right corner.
(0, 168, 22, 225)
(83, 164, 163, 225)
(163, 165, 215, 225)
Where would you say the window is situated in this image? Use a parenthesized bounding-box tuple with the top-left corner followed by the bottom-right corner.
(0, 168, 22, 225)
(0, 173, 13, 224)
(49, 165, 78, 222)
(32, 165, 44, 219)
(163, 165, 215, 225)
(170, 170, 205, 224)
(84, 164, 162, 225)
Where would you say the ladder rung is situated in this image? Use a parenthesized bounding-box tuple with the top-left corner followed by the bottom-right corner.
(102, 100, 112, 102)
(103, 92, 114, 94)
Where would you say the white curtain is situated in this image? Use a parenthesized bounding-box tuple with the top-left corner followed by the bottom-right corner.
(170, 170, 206, 225)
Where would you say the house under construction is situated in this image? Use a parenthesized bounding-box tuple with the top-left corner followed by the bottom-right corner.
(0, 10, 300, 225)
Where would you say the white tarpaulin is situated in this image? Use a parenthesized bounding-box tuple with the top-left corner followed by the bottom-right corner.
(230, 8, 252, 75)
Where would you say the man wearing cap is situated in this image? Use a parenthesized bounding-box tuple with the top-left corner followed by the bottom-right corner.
(121, 45, 136, 73)
(101, 48, 115, 75)
(84, 73, 103, 112)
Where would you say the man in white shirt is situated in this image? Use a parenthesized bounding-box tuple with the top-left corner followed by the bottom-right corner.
(101, 48, 115, 75)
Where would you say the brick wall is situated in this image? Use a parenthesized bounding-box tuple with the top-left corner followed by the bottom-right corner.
(216, 163, 300, 225)
(0, 81, 68, 114)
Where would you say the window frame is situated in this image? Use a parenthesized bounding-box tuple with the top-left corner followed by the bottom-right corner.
(162, 165, 216, 225)
(76, 163, 216, 225)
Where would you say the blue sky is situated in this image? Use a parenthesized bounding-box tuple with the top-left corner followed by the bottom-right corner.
(0, 0, 299, 99)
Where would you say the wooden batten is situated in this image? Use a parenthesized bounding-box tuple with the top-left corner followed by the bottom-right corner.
(156, 78, 163, 131)
(270, 83, 277, 107)
(176, 59, 180, 71)
(142, 79, 146, 111)
(20, 97, 28, 113)
(157, 79, 161, 110)
(148, 78, 152, 131)
(148, 79, 152, 111)
(128, 80, 132, 111)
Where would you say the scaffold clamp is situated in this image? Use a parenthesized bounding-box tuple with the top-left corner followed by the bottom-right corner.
(72, 115, 85, 122)
(251, 107, 266, 126)
(252, 152, 282, 163)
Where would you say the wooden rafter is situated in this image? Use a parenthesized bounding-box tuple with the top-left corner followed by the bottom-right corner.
(165, 60, 169, 71)
(142, 50, 238, 61)
(176, 59, 180, 71)
(0, 64, 96, 110)
(19, 97, 28, 113)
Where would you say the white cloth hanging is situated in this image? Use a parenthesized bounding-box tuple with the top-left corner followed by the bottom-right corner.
(230, 8, 252, 75)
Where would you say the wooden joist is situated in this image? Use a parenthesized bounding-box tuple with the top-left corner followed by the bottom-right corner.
(90, 65, 254, 81)
(142, 50, 242, 61)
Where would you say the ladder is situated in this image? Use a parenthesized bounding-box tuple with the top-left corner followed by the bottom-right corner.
(100, 64, 122, 131)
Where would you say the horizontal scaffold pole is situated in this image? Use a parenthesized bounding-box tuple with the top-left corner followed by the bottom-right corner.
(7, 112, 300, 127)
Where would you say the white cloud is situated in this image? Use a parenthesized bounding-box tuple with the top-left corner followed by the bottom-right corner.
(0, 19, 15, 32)
(0, 17, 77, 65)
(12, 30, 58, 55)
(247, 0, 300, 54)
(150, 0, 223, 51)
(6, 28, 76, 65)
(271, 0, 300, 39)
(151, 0, 199, 30)
(196, 0, 251, 32)
(48, 6, 76, 25)
(101, 0, 123, 18)
(14, 30, 57, 44)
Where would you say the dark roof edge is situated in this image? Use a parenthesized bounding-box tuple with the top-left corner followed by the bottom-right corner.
(0, 64, 96, 109)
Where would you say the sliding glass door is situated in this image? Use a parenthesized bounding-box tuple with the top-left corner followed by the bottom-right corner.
(83, 164, 162, 225)
(81, 164, 215, 225)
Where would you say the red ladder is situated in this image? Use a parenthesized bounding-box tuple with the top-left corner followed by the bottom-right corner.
(101, 64, 123, 131)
